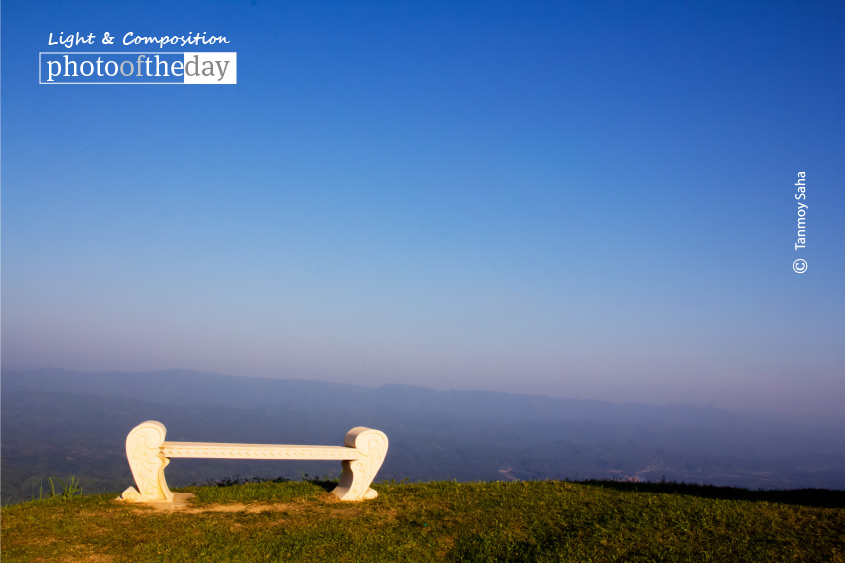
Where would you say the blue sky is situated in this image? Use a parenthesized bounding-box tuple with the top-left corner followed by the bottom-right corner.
(3, 0, 844, 417)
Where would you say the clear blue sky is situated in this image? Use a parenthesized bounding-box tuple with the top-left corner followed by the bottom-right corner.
(3, 0, 844, 418)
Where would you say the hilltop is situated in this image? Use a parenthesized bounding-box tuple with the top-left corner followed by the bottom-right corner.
(2, 480, 844, 562)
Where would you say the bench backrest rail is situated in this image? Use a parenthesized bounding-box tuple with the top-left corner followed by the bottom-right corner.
(161, 442, 359, 460)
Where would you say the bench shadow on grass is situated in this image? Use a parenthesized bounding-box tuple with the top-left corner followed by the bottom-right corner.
(197, 474, 340, 494)
(574, 479, 845, 509)
(306, 478, 341, 494)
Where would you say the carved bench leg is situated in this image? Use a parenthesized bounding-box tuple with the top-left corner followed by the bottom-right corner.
(332, 427, 389, 501)
(119, 421, 173, 502)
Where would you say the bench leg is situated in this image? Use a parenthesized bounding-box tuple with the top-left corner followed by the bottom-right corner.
(333, 427, 389, 501)
(120, 420, 173, 503)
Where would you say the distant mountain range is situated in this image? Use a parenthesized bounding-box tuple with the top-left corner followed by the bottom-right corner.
(3, 368, 844, 504)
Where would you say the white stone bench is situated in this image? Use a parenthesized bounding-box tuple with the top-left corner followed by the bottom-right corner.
(118, 420, 388, 503)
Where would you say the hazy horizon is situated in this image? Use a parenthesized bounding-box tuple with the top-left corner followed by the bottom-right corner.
(3, 1, 844, 421)
(4, 365, 843, 423)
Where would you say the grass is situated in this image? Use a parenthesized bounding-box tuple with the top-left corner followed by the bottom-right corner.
(28, 475, 84, 502)
(2, 479, 844, 562)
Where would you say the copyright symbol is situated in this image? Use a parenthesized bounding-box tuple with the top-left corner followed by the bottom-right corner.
(792, 259, 808, 274)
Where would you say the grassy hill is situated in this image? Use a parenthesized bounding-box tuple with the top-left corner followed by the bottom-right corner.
(2, 480, 843, 562)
